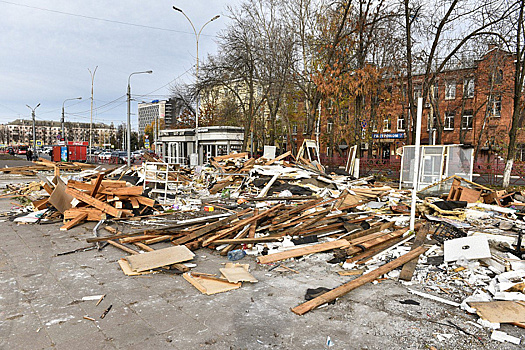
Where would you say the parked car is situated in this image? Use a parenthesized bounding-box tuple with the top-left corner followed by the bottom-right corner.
(119, 151, 134, 164)
(99, 151, 112, 160)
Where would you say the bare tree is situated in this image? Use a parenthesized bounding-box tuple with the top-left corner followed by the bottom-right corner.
(503, 0, 525, 187)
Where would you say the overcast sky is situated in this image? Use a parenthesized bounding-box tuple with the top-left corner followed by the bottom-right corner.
(0, 0, 236, 129)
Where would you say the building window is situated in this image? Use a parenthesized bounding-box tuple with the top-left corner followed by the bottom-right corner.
(432, 81, 439, 100)
(463, 78, 475, 98)
(327, 118, 333, 133)
(518, 144, 525, 161)
(461, 110, 473, 130)
(414, 84, 422, 99)
(444, 112, 455, 130)
(383, 115, 392, 131)
(292, 123, 297, 135)
(495, 69, 503, 85)
(397, 115, 406, 131)
(445, 80, 456, 100)
(489, 95, 502, 117)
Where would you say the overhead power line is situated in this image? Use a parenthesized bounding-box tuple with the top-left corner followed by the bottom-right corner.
(0, 0, 215, 37)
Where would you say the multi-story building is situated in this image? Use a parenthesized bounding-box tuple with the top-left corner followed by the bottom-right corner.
(137, 99, 175, 137)
(0, 119, 116, 147)
(312, 46, 523, 164)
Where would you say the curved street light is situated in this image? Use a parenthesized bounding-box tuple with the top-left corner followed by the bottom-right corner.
(127, 70, 153, 167)
(26, 103, 41, 160)
(62, 97, 82, 142)
(173, 6, 220, 165)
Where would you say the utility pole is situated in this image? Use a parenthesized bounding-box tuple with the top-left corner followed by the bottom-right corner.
(26, 103, 40, 160)
(88, 66, 98, 154)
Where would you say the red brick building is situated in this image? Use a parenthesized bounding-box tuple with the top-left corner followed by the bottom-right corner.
(309, 46, 523, 165)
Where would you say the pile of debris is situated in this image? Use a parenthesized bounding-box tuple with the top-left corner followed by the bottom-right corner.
(2, 151, 525, 346)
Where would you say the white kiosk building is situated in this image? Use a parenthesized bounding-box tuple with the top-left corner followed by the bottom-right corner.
(158, 126, 244, 165)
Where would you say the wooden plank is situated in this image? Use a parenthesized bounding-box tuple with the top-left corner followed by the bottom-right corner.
(129, 197, 140, 209)
(203, 205, 283, 246)
(468, 301, 525, 323)
(101, 186, 143, 196)
(291, 246, 427, 315)
(65, 187, 123, 218)
(89, 173, 105, 197)
(212, 237, 282, 244)
(219, 267, 258, 283)
(131, 243, 189, 272)
(43, 183, 54, 195)
(136, 196, 155, 207)
(171, 213, 241, 246)
(107, 240, 139, 255)
(257, 239, 351, 264)
(60, 213, 88, 231)
(212, 152, 249, 161)
(183, 272, 241, 295)
(399, 224, 430, 281)
(248, 209, 259, 239)
(265, 151, 291, 166)
(118, 258, 152, 276)
(32, 198, 49, 211)
(126, 246, 195, 272)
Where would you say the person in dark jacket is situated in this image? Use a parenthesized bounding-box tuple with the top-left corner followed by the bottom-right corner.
(26, 148, 33, 161)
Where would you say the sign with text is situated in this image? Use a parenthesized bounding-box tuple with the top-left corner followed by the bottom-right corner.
(372, 133, 406, 139)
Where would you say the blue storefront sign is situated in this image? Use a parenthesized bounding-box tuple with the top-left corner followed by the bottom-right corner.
(372, 132, 406, 139)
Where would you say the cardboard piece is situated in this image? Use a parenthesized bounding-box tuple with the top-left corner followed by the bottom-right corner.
(444, 235, 491, 262)
(469, 301, 525, 323)
(126, 245, 195, 272)
(48, 176, 74, 213)
(183, 273, 241, 295)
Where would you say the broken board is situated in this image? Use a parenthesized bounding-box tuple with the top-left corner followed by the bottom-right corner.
(126, 245, 194, 272)
(183, 273, 241, 295)
(469, 301, 525, 323)
(118, 259, 153, 276)
(219, 267, 258, 283)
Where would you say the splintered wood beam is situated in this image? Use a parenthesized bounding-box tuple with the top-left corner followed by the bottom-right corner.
(257, 239, 351, 264)
(90, 173, 105, 197)
(171, 213, 241, 246)
(65, 187, 123, 218)
(202, 204, 283, 246)
(399, 224, 430, 281)
(291, 246, 428, 315)
(60, 213, 88, 231)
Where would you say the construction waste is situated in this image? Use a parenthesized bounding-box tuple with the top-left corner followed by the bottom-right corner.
(2, 152, 525, 345)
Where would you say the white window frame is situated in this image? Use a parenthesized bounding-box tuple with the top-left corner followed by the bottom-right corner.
(464, 78, 475, 99)
(397, 115, 406, 132)
(414, 84, 422, 100)
(461, 111, 473, 130)
(490, 95, 502, 117)
(444, 112, 455, 130)
(445, 80, 456, 100)
(383, 116, 391, 132)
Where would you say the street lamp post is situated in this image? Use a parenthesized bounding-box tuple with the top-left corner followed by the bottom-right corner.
(26, 103, 40, 160)
(127, 70, 153, 167)
(88, 66, 97, 156)
(62, 97, 82, 142)
(173, 6, 220, 165)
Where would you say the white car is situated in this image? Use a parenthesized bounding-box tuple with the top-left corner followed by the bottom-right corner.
(99, 151, 112, 160)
